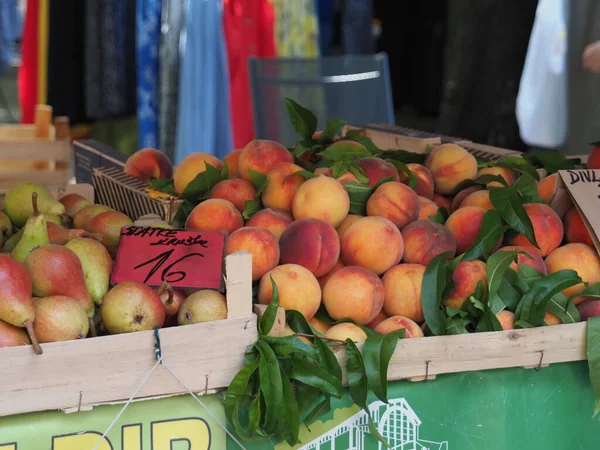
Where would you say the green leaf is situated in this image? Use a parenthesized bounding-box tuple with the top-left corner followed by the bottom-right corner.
(515, 319, 535, 329)
(348, 162, 370, 184)
(221, 163, 229, 180)
(515, 270, 582, 326)
(421, 252, 452, 336)
(345, 339, 368, 409)
(278, 369, 300, 445)
(224, 358, 260, 438)
(292, 169, 318, 180)
(496, 157, 540, 180)
(295, 383, 322, 417)
(474, 174, 509, 187)
(444, 317, 470, 334)
(173, 198, 195, 225)
(242, 199, 262, 220)
(256, 340, 283, 432)
(247, 393, 262, 437)
(285, 358, 343, 398)
(319, 143, 372, 162)
(546, 292, 580, 324)
(513, 173, 544, 203)
(303, 394, 332, 427)
(285, 98, 318, 140)
(341, 134, 381, 155)
(259, 276, 279, 336)
(248, 169, 268, 193)
(573, 282, 600, 300)
(285, 310, 317, 335)
(293, 139, 315, 159)
(182, 163, 223, 201)
(385, 159, 417, 188)
(149, 178, 177, 195)
(344, 177, 395, 215)
(261, 335, 319, 360)
(489, 186, 539, 248)
(363, 331, 403, 403)
(496, 275, 522, 311)
(487, 250, 520, 300)
(462, 210, 507, 262)
(524, 150, 581, 174)
(378, 149, 426, 164)
(428, 206, 449, 225)
(475, 306, 504, 332)
(344, 128, 366, 139)
(332, 161, 350, 178)
(313, 337, 343, 381)
(587, 316, 600, 417)
(322, 119, 347, 140)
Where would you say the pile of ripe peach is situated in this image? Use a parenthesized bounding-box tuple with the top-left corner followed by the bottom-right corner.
(127, 138, 600, 342)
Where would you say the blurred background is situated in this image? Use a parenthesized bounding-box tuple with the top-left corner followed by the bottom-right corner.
(0, 0, 598, 161)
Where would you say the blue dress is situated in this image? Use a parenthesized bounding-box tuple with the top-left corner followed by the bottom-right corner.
(174, 0, 233, 163)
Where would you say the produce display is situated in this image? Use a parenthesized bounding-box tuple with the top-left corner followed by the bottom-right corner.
(3, 98, 600, 446)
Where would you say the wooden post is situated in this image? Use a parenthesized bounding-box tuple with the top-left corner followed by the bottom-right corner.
(34, 105, 53, 139)
(225, 252, 253, 319)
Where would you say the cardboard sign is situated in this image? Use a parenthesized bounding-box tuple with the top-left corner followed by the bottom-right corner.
(558, 169, 600, 253)
(111, 226, 225, 290)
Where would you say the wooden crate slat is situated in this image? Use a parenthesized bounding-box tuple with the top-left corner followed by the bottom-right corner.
(0, 141, 71, 161)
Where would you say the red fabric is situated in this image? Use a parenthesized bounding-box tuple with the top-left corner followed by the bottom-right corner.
(18, 0, 39, 124)
(223, 0, 276, 149)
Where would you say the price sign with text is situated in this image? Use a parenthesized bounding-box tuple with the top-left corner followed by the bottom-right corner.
(111, 227, 226, 290)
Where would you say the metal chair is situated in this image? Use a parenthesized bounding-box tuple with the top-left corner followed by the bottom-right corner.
(248, 53, 394, 147)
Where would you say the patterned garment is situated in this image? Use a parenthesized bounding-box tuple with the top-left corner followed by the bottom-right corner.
(175, 0, 233, 162)
(158, 0, 185, 161)
(136, 0, 162, 149)
(18, 0, 38, 124)
(83, 0, 136, 120)
(270, 0, 320, 57)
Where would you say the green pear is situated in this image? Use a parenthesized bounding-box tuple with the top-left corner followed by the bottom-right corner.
(2, 228, 23, 253)
(65, 238, 112, 306)
(45, 213, 66, 227)
(3, 182, 65, 228)
(11, 193, 50, 263)
(0, 211, 13, 248)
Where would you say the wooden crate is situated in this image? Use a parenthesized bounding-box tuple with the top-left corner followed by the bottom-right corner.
(0, 105, 73, 197)
(0, 252, 255, 417)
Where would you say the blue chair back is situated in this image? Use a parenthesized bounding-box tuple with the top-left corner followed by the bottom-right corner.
(249, 53, 394, 147)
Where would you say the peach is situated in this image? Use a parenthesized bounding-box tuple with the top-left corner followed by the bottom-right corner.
(443, 260, 487, 309)
(314, 167, 329, 176)
(476, 166, 515, 188)
(356, 157, 400, 186)
(374, 316, 424, 338)
(451, 186, 483, 212)
(292, 176, 350, 227)
(246, 208, 293, 240)
(226, 227, 280, 281)
(496, 310, 515, 330)
(341, 216, 404, 275)
(336, 214, 362, 241)
(589, 147, 600, 170)
(325, 167, 359, 184)
(577, 299, 600, 321)
(507, 203, 563, 256)
(174, 152, 223, 194)
(366, 181, 420, 229)
(546, 243, 600, 301)
(367, 311, 389, 330)
(460, 190, 494, 211)
(317, 258, 346, 290)
(445, 206, 492, 254)
(279, 218, 340, 277)
(322, 266, 385, 324)
(382, 263, 425, 322)
(537, 173, 557, 203)
(544, 312, 561, 326)
(402, 220, 457, 265)
(500, 245, 547, 275)
(125, 148, 173, 183)
(209, 178, 256, 212)
(261, 162, 305, 211)
(399, 163, 434, 199)
(309, 317, 332, 334)
(418, 196, 439, 221)
(433, 193, 452, 211)
(258, 264, 321, 320)
(223, 149, 242, 178)
(564, 207, 594, 247)
(185, 199, 243, 235)
(325, 323, 367, 343)
(425, 144, 478, 194)
(238, 139, 294, 181)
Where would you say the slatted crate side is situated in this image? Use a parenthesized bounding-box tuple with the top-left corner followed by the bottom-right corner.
(0, 252, 255, 417)
(92, 167, 179, 221)
(344, 124, 441, 154)
(366, 123, 470, 145)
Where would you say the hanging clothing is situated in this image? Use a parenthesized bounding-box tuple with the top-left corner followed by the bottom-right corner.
(317, 0, 334, 56)
(37, 0, 48, 106)
(0, 0, 17, 76)
(271, 0, 320, 57)
(84, 0, 136, 120)
(175, 0, 233, 163)
(159, 0, 185, 161)
(342, 0, 374, 55)
(137, 0, 163, 149)
(47, 0, 88, 124)
(223, 0, 276, 149)
(18, 0, 39, 123)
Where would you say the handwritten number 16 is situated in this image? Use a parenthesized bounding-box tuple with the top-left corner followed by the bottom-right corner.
(134, 249, 204, 284)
